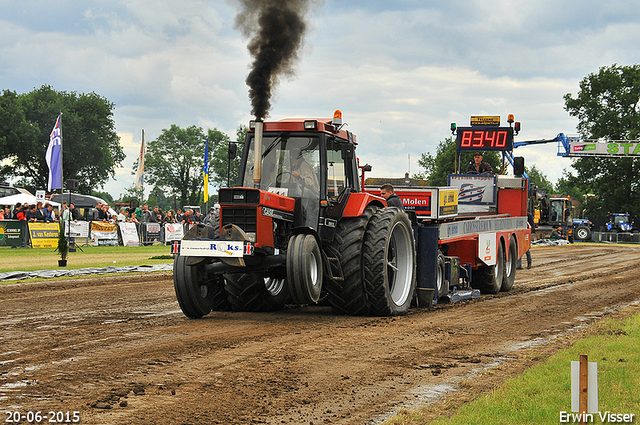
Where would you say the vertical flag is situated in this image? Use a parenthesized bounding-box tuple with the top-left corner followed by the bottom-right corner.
(203, 136, 209, 203)
(46, 114, 63, 192)
(135, 129, 145, 190)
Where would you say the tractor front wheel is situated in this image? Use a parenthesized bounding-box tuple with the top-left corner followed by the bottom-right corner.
(287, 234, 323, 304)
(173, 255, 229, 318)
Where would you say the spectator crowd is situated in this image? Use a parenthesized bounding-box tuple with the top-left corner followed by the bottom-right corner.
(1, 201, 220, 226)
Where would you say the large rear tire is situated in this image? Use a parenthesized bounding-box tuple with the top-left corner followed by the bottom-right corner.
(501, 236, 517, 292)
(472, 240, 504, 294)
(224, 273, 288, 312)
(363, 207, 416, 316)
(173, 255, 229, 318)
(324, 206, 378, 315)
(287, 234, 323, 304)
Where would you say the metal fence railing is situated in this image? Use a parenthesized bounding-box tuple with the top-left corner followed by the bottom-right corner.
(592, 231, 640, 244)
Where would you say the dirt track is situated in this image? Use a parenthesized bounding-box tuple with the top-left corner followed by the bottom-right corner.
(2, 244, 640, 424)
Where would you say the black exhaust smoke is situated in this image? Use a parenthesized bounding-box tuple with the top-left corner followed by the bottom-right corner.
(234, 0, 317, 121)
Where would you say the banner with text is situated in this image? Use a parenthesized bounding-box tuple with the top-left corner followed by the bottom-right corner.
(28, 222, 60, 248)
(118, 222, 140, 246)
(90, 221, 118, 246)
(0, 220, 24, 247)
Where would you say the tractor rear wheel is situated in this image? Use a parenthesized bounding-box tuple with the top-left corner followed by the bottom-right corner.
(501, 236, 517, 292)
(224, 273, 288, 312)
(472, 240, 504, 294)
(575, 225, 591, 241)
(324, 206, 378, 315)
(173, 255, 229, 318)
(363, 207, 416, 316)
(287, 234, 323, 304)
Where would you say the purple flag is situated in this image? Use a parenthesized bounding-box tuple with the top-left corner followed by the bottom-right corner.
(46, 114, 62, 191)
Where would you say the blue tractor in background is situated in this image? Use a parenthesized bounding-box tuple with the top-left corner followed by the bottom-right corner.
(606, 213, 636, 233)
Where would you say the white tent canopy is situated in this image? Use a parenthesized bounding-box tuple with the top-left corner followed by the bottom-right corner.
(0, 193, 61, 209)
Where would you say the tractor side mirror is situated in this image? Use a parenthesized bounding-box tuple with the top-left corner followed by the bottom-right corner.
(228, 143, 237, 160)
(341, 143, 354, 160)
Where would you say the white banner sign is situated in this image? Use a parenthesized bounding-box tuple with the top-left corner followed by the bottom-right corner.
(180, 240, 245, 257)
(118, 222, 140, 246)
(164, 223, 184, 242)
(448, 174, 496, 205)
(68, 220, 90, 238)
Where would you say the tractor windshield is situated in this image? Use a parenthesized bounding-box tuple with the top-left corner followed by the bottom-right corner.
(242, 134, 321, 198)
(614, 215, 629, 225)
(243, 134, 322, 229)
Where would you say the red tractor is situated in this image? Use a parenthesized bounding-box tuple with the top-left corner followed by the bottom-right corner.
(173, 111, 416, 317)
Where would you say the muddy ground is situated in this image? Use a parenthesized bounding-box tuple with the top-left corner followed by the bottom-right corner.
(1, 244, 640, 424)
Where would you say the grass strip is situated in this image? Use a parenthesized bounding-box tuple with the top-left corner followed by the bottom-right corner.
(384, 306, 640, 424)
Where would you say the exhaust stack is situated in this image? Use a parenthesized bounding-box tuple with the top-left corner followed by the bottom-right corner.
(253, 120, 263, 189)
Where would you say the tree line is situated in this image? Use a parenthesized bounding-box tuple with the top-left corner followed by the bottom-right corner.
(0, 85, 243, 210)
(2, 64, 639, 221)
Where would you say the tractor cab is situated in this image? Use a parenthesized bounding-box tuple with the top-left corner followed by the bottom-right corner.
(606, 213, 634, 233)
(237, 112, 361, 235)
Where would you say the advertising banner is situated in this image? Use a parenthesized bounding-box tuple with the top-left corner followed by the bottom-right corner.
(68, 221, 90, 238)
(164, 223, 184, 242)
(118, 222, 140, 246)
(28, 222, 60, 248)
(0, 220, 24, 247)
(448, 174, 497, 205)
(90, 221, 118, 246)
(568, 140, 640, 156)
(143, 222, 162, 245)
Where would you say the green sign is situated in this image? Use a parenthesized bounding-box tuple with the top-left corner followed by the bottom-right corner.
(0, 220, 24, 247)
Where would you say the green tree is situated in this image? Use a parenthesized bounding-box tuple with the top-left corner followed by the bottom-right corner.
(554, 168, 586, 200)
(563, 64, 640, 220)
(206, 125, 246, 190)
(117, 184, 145, 206)
(525, 164, 554, 195)
(0, 85, 124, 194)
(143, 125, 207, 207)
(92, 190, 114, 205)
(417, 137, 502, 186)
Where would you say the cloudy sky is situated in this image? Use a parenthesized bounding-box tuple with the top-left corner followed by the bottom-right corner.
(1, 0, 638, 199)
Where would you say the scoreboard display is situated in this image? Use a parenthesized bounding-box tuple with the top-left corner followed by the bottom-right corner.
(455, 127, 514, 151)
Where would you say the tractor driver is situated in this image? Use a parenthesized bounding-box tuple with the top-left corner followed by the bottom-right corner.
(290, 147, 319, 194)
(289, 147, 320, 227)
(466, 151, 494, 174)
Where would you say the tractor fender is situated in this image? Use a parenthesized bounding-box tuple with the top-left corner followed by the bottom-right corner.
(341, 192, 386, 218)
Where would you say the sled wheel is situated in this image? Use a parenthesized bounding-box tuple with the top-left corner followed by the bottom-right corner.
(501, 236, 517, 292)
(472, 240, 504, 295)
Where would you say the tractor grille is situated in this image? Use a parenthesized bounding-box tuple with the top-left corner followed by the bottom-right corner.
(221, 207, 257, 234)
(219, 188, 260, 204)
